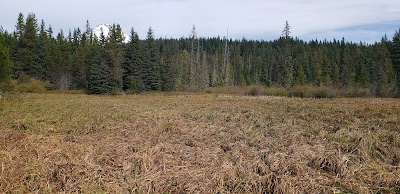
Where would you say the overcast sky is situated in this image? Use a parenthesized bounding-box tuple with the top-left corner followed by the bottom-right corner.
(1, 0, 400, 43)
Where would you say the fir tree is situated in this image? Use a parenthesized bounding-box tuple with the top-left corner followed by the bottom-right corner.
(89, 46, 112, 94)
(122, 28, 143, 92)
(12, 13, 25, 77)
(374, 39, 393, 97)
(0, 41, 12, 83)
(281, 21, 293, 88)
(391, 30, 400, 96)
(105, 24, 124, 91)
(160, 41, 176, 91)
(30, 19, 47, 80)
(22, 13, 38, 76)
(143, 27, 160, 91)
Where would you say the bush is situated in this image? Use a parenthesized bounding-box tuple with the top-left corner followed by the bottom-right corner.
(288, 86, 333, 98)
(245, 85, 265, 96)
(289, 86, 313, 98)
(47, 90, 89, 94)
(204, 85, 373, 98)
(338, 87, 371, 97)
(264, 86, 289, 96)
(313, 87, 333, 98)
(0, 82, 13, 92)
(7, 74, 48, 93)
(203, 86, 248, 95)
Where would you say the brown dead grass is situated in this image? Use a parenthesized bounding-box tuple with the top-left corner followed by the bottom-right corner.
(0, 93, 400, 193)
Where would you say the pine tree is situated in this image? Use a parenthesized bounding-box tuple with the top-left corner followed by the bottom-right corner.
(280, 21, 293, 88)
(355, 47, 369, 87)
(105, 24, 124, 92)
(89, 45, 112, 94)
(0, 41, 12, 83)
(30, 19, 47, 80)
(339, 38, 354, 86)
(160, 41, 176, 91)
(143, 27, 160, 91)
(374, 39, 393, 97)
(12, 13, 25, 77)
(122, 28, 143, 92)
(22, 13, 38, 76)
(390, 30, 400, 97)
(189, 25, 198, 89)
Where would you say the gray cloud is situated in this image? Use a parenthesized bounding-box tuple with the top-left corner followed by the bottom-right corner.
(1, 0, 399, 42)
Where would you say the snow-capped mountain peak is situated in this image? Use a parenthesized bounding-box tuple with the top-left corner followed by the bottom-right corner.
(92, 24, 129, 43)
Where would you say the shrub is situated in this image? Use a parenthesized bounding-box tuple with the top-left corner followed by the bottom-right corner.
(339, 87, 371, 98)
(0, 82, 13, 92)
(289, 86, 312, 98)
(10, 78, 47, 93)
(6, 73, 48, 93)
(264, 86, 289, 96)
(313, 87, 333, 98)
(245, 85, 265, 96)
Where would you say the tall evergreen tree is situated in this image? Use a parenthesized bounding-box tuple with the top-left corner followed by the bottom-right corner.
(280, 21, 293, 88)
(12, 13, 25, 77)
(106, 24, 124, 91)
(373, 39, 393, 97)
(88, 44, 112, 94)
(122, 28, 143, 92)
(143, 27, 160, 91)
(391, 30, 400, 96)
(22, 13, 38, 77)
(30, 19, 47, 80)
(160, 41, 176, 91)
(0, 41, 12, 83)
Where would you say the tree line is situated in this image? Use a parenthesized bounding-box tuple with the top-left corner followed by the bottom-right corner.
(0, 13, 399, 97)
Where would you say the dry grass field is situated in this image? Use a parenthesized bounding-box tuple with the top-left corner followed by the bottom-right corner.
(0, 93, 399, 193)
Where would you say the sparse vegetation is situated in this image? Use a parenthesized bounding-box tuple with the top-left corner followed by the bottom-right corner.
(1, 93, 399, 193)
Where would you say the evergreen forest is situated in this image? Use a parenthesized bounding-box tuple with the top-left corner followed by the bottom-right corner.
(1, 13, 400, 97)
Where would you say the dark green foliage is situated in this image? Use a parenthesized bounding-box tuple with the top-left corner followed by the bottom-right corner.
(160, 41, 177, 91)
(372, 39, 393, 97)
(142, 27, 160, 91)
(30, 20, 47, 80)
(12, 13, 38, 78)
(89, 61, 112, 94)
(390, 30, 400, 97)
(122, 28, 143, 92)
(280, 21, 293, 88)
(2, 14, 400, 97)
(88, 47, 112, 94)
(106, 24, 124, 92)
(0, 41, 12, 83)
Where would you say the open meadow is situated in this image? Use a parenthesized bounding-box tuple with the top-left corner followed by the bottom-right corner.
(0, 93, 399, 193)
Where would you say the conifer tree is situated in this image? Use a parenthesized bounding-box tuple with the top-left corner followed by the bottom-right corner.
(89, 45, 112, 94)
(122, 28, 143, 92)
(143, 27, 160, 91)
(160, 41, 176, 91)
(281, 21, 293, 88)
(0, 41, 12, 83)
(12, 13, 25, 77)
(105, 24, 124, 91)
(22, 13, 38, 76)
(30, 19, 47, 80)
(374, 39, 393, 97)
(391, 30, 400, 96)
